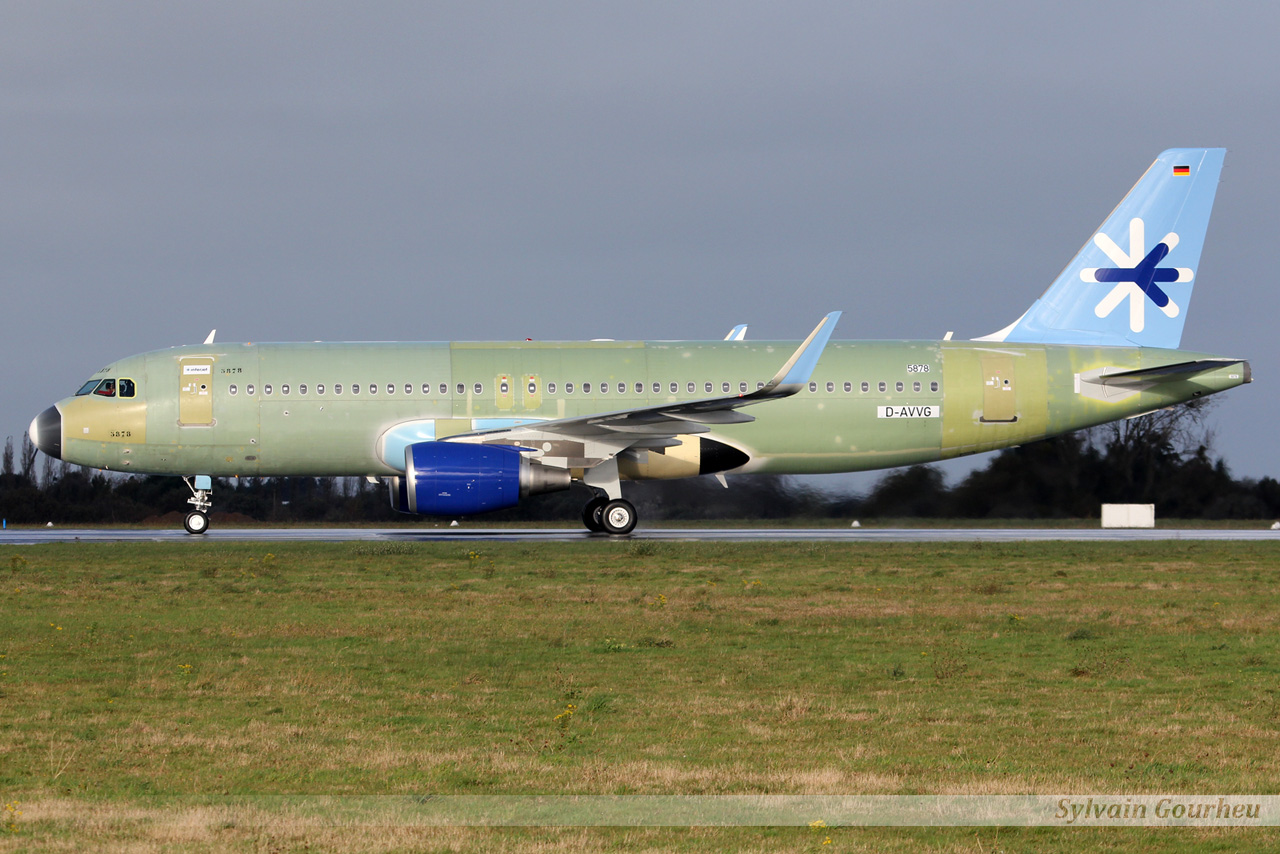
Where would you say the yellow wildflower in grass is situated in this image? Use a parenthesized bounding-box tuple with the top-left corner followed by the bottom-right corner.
(554, 703, 577, 730)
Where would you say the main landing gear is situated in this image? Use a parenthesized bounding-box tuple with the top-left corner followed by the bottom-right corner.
(580, 458, 636, 535)
(182, 475, 213, 535)
(581, 494, 637, 535)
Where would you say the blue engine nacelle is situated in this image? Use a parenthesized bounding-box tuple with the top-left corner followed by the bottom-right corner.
(387, 442, 571, 516)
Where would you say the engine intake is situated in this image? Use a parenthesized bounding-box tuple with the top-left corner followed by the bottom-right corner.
(395, 441, 570, 516)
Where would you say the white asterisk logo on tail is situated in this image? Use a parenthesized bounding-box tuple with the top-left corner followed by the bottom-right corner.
(1082, 218, 1193, 333)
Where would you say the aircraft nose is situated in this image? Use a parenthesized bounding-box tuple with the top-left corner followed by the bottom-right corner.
(29, 406, 62, 460)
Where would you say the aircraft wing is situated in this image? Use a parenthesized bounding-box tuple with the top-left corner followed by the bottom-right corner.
(444, 312, 841, 463)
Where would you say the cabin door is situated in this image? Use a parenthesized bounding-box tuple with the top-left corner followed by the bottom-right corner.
(178, 358, 215, 427)
(980, 355, 1018, 423)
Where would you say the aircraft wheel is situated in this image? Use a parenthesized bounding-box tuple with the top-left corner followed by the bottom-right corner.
(601, 499, 637, 536)
(184, 511, 210, 535)
(582, 497, 608, 533)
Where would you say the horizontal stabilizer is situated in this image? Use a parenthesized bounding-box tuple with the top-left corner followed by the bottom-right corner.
(1100, 358, 1249, 386)
(1075, 357, 1250, 403)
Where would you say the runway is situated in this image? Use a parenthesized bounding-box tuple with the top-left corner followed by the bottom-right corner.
(2, 526, 1278, 545)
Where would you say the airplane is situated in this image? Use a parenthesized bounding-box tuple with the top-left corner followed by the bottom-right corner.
(29, 148, 1250, 535)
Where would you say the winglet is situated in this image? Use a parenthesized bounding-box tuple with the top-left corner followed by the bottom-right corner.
(724, 324, 748, 341)
(753, 311, 841, 398)
(203, 329, 217, 345)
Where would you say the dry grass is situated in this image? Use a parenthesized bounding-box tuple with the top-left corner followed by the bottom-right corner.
(2, 541, 1279, 851)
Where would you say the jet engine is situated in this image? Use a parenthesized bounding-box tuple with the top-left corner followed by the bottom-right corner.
(388, 442, 570, 516)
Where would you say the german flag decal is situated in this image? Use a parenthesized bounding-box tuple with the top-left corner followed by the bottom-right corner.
(1173, 165, 1191, 176)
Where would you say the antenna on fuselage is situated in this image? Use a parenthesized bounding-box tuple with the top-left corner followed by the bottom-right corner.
(203, 329, 217, 345)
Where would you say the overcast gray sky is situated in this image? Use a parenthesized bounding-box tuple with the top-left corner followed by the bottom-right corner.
(3, 1, 1276, 488)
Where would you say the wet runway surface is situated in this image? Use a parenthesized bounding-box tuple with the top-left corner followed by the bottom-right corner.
(3, 526, 1278, 545)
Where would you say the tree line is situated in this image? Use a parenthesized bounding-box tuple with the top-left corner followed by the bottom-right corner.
(3, 401, 1278, 524)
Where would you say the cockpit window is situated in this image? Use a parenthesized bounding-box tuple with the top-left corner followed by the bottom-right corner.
(77, 376, 135, 397)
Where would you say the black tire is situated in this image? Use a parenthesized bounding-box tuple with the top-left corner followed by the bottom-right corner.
(582, 497, 608, 533)
(601, 499, 637, 535)
(184, 511, 210, 535)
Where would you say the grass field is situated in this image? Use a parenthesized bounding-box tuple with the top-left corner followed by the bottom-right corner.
(1, 541, 1278, 852)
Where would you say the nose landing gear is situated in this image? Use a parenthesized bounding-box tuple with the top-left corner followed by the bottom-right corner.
(182, 475, 213, 535)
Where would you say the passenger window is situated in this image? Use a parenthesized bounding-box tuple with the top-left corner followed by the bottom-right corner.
(351, 384, 359, 395)
(299, 384, 307, 395)
(119, 378, 136, 398)
(722, 382, 730, 393)
(439, 383, 447, 395)
(565, 382, 574, 394)
(317, 384, 325, 395)
(229, 384, 238, 396)
(529, 381, 538, 395)
(500, 380, 510, 394)
(878, 382, 886, 393)
(265, 384, 273, 396)
(687, 382, 696, 394)
(583, 382, 591, 393)
(599, 382, 608, 395)
(370, 383, 377, 395)
(757, 381, 764, 390)
(930, 381, 939, 392)
(474, 383, 482, 394)
(247, 384, 255, 396)
(422, 383, 430, 395)
(844, 382, 852, 393)
(896, 382, 904, 392)
(94, 379, 116, 397)
(405, 383, 412, 395)
(456, 383, 464, 395)
(808, 382, 817, 393)
(670, 382, 678, 394)
(653, 382, 661, 394)
(635, 382, 644, 394)
(704, 382, 713, 393)
(334, 384, 342, 395)
(861, 382, 869, 393)
(913, 381, 921, 392)
(826, 381, 835, 393)
(282, 384, 290, 395)
(548, 382, 557, 394)
(739, 382, 748, 393)
(388, 384, 395, 395)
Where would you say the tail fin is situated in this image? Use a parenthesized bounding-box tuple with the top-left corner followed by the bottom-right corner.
(976, 148, 1225, 349)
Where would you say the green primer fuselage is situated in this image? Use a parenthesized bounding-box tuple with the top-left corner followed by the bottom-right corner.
(55, 338, 1249, 479)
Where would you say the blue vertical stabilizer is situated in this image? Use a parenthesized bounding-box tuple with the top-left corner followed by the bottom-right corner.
(976, 148, 1225, 349)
